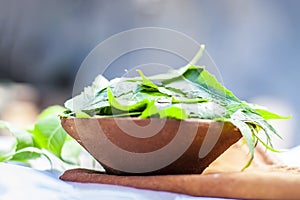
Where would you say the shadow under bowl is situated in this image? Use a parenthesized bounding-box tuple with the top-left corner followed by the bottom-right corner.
(61, 117, 241, 175)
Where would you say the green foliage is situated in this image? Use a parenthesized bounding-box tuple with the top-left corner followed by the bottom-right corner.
(0, 106, 84, 170)
(0, 46, 290, 170)
(63, 47, 289, 168)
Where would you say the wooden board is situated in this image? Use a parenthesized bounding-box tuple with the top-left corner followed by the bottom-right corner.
(60, 141, 300, 199)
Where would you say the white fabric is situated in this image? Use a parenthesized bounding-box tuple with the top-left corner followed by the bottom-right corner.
(1, 141, 299, 200)
(0, 163, 226, 200)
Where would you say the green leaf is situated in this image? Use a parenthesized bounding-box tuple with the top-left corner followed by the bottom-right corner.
(111, 80, 139, 97)
(195, 67, 240, 102)
(225, 102, 248, 116)
(254, 109, 292, 120)
(64, 74, 110, 111)
(251, 131, 281, 153)
(144, 44, 206, 82)
(0, 122, 42, 163)
(61, 137, 83, 165)
(32, 116, 67, 157)
(0, 121, 34, 150)
(241, 110, 283, 140)
(158, 106, 188, 120)
(178, 102, 226, 119)
(107, 87, 148, 112)
(0, 105, 89, 169)
(11, 147, 42, 162)
(137, 69, 159, 89)
(182, 65, 240, 103)
(75, 111, 91, 118)
(171, 96, 208, 104)
(140, 100, 159, 118)
(140, 100, 188, 120)
(229, 115, 255, 156)
(0, 141, 17, 162)
(38, 105, 66, 119)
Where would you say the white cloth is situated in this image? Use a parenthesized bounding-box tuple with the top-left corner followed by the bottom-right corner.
(1, 139, 299, 200)
(0, 163, 225, 200)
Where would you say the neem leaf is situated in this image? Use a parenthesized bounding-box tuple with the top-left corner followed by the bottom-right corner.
(0, 121, 46, 164)
(107, 87, 148, 112)
(32, 116, 66, 157)
(0, 121, 34, 150)
(240, 110, 283, 140)
(10, 147, 42, 163)
(140, 100, 159, 118)
(225, 102, 248, 116)
(254, 109, 292, 120)
(182, 65, 240, 103)
(177, 102, 226, 119)
(140, 100, 188, 120)
(112, 80, 139, 97)
(64, 74, 109, 111)
(229, 110, 256, 156)
(137, 69, 159, 89)
(75, 111, 91, 118)
(171, 96, 208, 104)
(251, 131, 281, 153)
(196, 67, 240, 102)
(158, 106, 188, 120)
(38, 105, 66, 119)
(229, 118, 256, 170)
(145, 44, 206, 82)
(61, 138, 82, 165)
(0, 142, 16, 162)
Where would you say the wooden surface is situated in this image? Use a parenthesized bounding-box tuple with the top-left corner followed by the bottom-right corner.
(60, 141, 300, 199)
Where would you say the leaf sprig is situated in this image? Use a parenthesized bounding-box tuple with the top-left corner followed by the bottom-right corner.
(0, 106, 85, 170)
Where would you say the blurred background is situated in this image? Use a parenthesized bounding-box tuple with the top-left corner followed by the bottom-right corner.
(0, 0, 299, 148)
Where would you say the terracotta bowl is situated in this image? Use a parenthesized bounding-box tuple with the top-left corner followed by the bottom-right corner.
(61, 118, 241, 175)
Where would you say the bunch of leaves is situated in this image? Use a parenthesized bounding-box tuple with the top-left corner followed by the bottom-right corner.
(0, 46, 290, 170)
(0, 106, 84, 170)
(64, 47, 290, 168)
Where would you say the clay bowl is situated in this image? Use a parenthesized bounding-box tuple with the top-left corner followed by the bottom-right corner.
(61, 118, 241, 175)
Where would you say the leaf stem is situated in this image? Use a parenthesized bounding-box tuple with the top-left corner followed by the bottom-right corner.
(186, 44, 205, 67)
